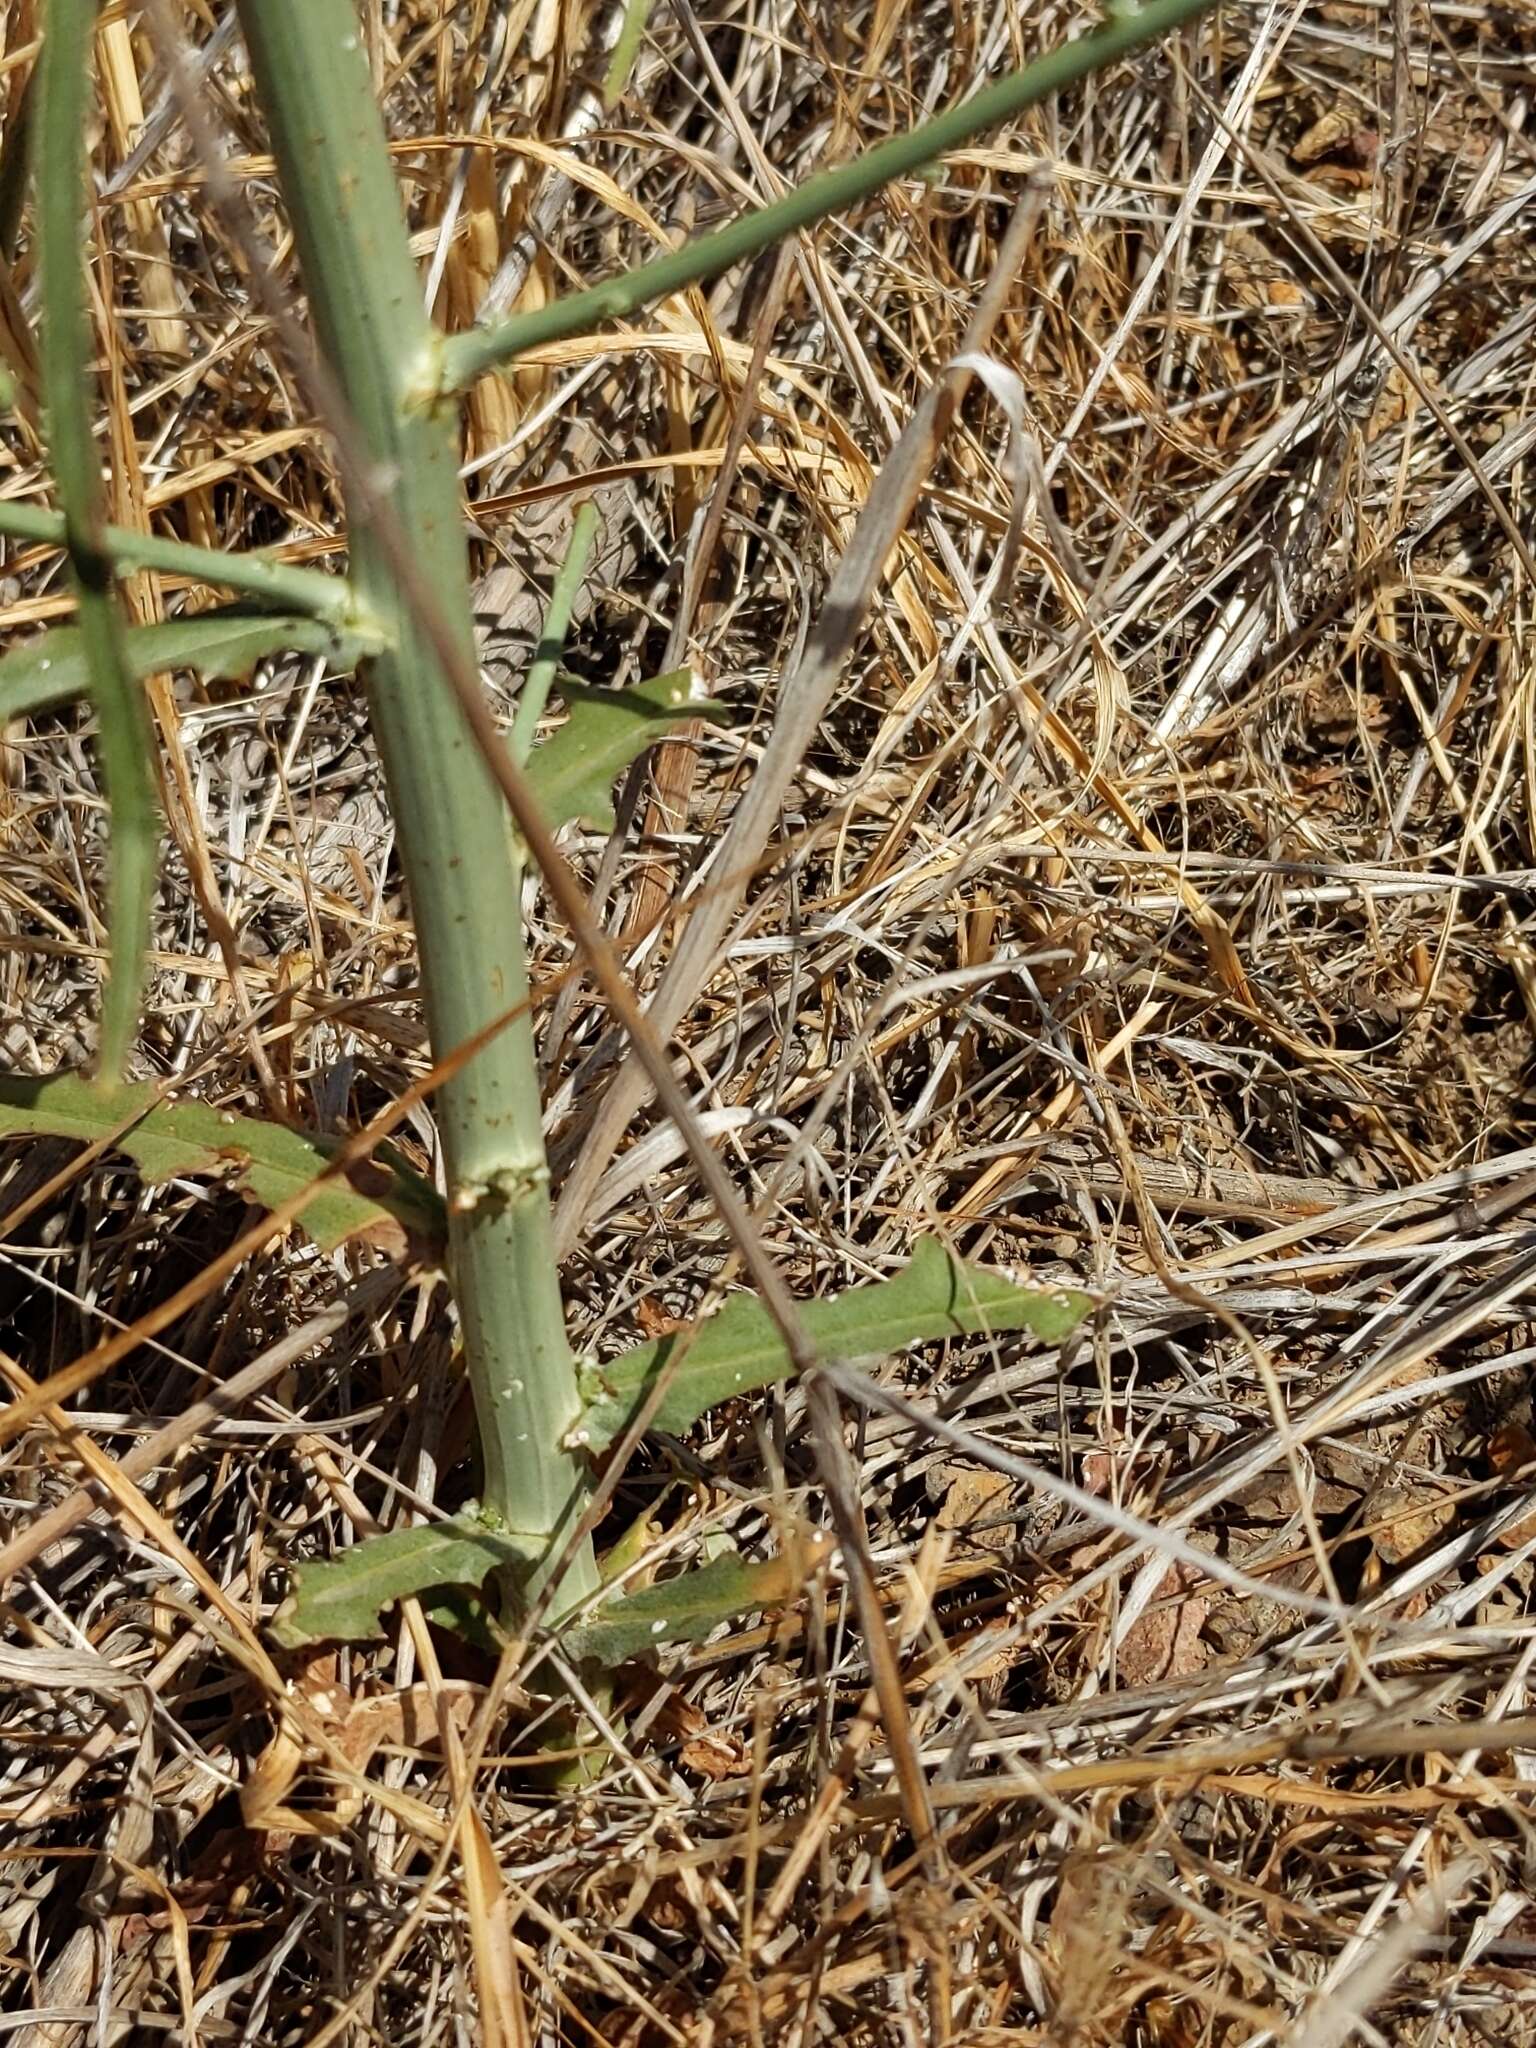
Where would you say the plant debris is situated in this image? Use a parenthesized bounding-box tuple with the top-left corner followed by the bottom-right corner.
(4, 1, 1536, 2040)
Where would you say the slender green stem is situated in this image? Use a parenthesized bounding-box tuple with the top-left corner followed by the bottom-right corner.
(602, 0, 657, 108)
(0, 498, 367, 631)
(34, 0, 158, 1081)
(233, 0, 598, 1612)
(509, 501, 599, 764)
(439, 0, 1214, 391)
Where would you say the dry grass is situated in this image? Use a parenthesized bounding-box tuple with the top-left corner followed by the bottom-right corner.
(3, 0, 1536, 2039)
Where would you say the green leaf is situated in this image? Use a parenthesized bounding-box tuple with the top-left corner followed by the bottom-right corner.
(0, 608, 376, 724)
(271, 1514, 542, 1648)
(276, 1522, 823, 1659)
(574, 1239, 1090, 1455)
(422, 1585, 503, 1653)
(526, 669, 731, 832)
(557, 1543, 820, 1664)
(0, 1072, 444, 1255)
(509, 502, 599, 764)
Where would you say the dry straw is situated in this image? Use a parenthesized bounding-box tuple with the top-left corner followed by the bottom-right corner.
(2, 0, 1536, 2041)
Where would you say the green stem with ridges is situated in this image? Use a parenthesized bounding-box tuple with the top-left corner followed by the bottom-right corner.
(33, 0, 159, 1081)
(0, 498, 367, 631)
(232, 0, 598, 1613)
(602, 0, 658, 108)
(439, 0, 1214, 391)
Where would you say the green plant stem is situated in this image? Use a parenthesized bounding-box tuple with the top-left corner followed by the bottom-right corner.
(439, 0, 1213, 391)
(510, 499, 599, 764)
(602, 0, 657, 108)
(233, 0, 598, 1612)
(34, 0, 158, 1081)
(0, 498, 366, 630)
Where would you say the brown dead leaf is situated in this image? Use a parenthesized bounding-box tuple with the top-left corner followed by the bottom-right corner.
(641, 1876, 694, 1934)
(1116, 1565, 1209, 1686)
(1304, 162, 1375, 193)
(1369, 1488, 1458, 1565)
(634, 1297, 687, 1339)
(462, 1802, 530, 2048)
(243, 1680, 482, 1836)
(1488, 1421, 1536, 1477)
(936, 1466, 1016, 1551)
(1421, 108, 1490, 162)
(681, 1730, 752, 1779)
(650, 1686, 752, 1778)
(1487, 1425, 1536, 1550)
(1292, 104, 1357, 164)
(1081, 1450, 1115, 1496)
(333, 1680, 483, 1763)
(1227, 229, 1311, 318)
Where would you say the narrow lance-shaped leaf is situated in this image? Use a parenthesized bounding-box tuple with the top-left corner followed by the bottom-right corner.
(526, 669, 732, 832)
(556, 1537, 831, 1666)
(509, 501, 599, 764)
(574, 1238, 1090, 1455)
(0, 1072, 444, 1255)
(275, 1523, 826, 1658)
(271, 1515, 543, 1650)
(0, 608, 380, 725)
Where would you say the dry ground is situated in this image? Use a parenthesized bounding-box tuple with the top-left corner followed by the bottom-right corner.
(3, 0, 1536, 2041)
